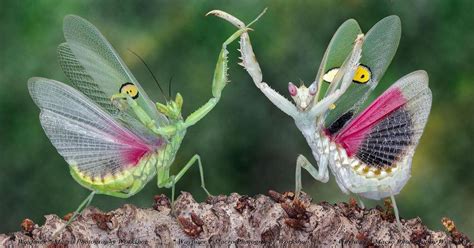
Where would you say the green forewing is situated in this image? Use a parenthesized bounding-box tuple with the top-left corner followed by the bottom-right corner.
(323, 16, 401, 128)
(58, 43, 119, 115)
(58, 15, 168, 126)
(28, 78, 160, 179)
(315, 19, 361, 101)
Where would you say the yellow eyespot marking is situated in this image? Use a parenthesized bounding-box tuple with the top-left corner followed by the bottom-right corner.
(323, 68, 339, 83)
(353, 64, 371, 84)
(329, 103, 336, 110)
(323, 64, 371, 84)
(120, 82, 139, 99)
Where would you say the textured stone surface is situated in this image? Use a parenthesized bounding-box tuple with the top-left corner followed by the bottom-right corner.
(1, 191, 471, 247)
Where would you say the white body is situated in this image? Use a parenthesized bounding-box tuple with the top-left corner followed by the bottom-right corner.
(208, 10, 432, 230)
(295, 116, 411, 200)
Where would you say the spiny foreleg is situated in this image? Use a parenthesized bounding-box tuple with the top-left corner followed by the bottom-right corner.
(207, 9, 299, 117)
(308, 35, 365, 119)
(111, 93, 177, 137)
(183, 24, 252, 128)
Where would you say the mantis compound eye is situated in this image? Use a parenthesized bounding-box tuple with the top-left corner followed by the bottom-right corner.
(288, 82, 297, 96)
(309, 83, 317, 95)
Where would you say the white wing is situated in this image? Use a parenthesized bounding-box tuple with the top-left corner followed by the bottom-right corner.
(59, 15, 168, 126)
(28, 77, 163, 178)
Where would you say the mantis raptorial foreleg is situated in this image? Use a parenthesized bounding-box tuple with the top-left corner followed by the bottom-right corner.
(295, 154, 329, 198)
(183, 27, 251, 128)
(309, 34, 364, 119)
(339, 34, 364, 93)
(240, 32, 299, 117)
(207, 9, 299, 118)
(256, 82, 299, 117)
(111, 93, 177, 137)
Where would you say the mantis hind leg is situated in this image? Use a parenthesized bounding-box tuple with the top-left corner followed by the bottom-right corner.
(356, 194, 366, 209)
(166, 155, 208, 215)
(295, 156, 302, 198)
(390, 194, 403, 232)
(295, 154, 329, 199)
(171, 175, 176, 205)
(173, 154, 211, 196)
(169, 175, 176, 215)
(52, 191, 96, 238)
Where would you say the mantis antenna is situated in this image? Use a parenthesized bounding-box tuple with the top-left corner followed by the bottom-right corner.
(128, 49, 168, 102)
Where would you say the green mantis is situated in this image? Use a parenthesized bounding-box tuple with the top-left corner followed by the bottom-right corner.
(28, 14, 259, 236)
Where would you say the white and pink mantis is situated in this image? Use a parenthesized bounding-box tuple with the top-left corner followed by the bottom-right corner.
(208, 10, 432, 229)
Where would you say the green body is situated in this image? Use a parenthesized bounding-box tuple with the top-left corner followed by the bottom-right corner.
(69, 129, 186, 197)
(38, 13, 262, 237)
(65, 25, 251, 200)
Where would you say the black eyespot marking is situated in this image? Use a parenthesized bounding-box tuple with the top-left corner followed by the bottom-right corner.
(120, 82, 139, 99)
(326, 111, 354, 135)
(324, 64, 372, 85)
(353, 64, 371, 84)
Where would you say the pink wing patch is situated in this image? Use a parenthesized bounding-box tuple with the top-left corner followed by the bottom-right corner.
(333, 87, 407, 157)
(115, 128, 156, 166)
(29, 78, 166, 179)
(324, 71, 431, 169)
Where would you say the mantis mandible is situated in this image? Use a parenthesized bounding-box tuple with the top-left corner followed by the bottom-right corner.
(209, 10, 432, 230)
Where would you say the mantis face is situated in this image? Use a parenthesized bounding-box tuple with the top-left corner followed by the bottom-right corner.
(288, 82, 317, 111)
(156, 93, 184, 120)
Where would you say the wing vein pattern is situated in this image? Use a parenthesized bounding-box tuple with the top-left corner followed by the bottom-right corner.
(29, 78, 162, 178)
(332, 71, 431, 168)
(60, 15, 168, 126)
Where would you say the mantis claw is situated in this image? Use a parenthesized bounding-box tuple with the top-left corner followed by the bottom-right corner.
(206, 10, 246, 28)
(208, 10, 265, 87)
(207, 8, 267, 29)
(209, 9, 300, 117)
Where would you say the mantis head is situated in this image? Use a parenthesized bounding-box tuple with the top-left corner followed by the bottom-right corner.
(156, 93, 183, 120)
(288, 82, 317, 111)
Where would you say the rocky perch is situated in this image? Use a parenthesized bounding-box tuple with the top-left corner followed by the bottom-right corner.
(0, 191, 471, 247)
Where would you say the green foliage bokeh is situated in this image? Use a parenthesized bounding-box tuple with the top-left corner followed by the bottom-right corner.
(1, 0, 473, 237)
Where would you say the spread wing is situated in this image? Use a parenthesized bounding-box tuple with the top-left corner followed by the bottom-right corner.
(331, 71, 431, 168)
(28, 77, 164, 178)
(57, 15, 168, 126)
(318, 16, 401, 132)
(314, 18, 362, 101)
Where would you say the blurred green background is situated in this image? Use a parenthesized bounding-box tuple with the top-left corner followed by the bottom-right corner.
(1, 0, 473, 237)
